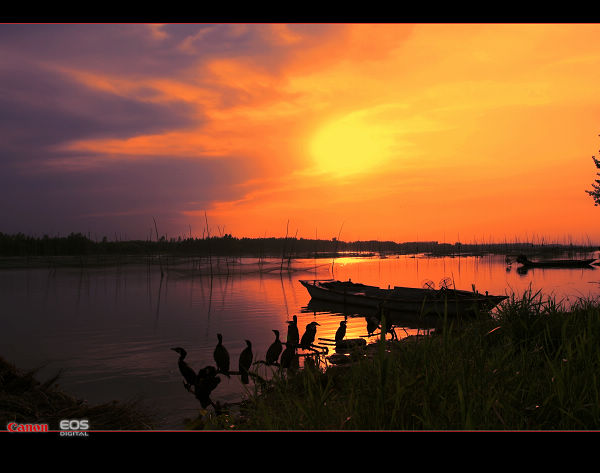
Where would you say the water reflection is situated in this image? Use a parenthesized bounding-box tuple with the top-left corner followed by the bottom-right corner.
(1, 252, 599, 428)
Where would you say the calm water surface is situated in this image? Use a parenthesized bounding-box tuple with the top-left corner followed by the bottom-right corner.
(2, 253, 599, 429)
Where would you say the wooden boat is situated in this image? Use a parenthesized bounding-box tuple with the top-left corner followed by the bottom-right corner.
(299, 279, 508, 317)
(516, 254, 596, 268)
(303, 298, 440, 329)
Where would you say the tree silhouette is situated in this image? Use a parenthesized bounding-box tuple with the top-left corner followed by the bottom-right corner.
(586, 155, 600, 206)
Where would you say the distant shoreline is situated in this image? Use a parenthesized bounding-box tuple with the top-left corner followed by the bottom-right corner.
(0, 231, 597, 270)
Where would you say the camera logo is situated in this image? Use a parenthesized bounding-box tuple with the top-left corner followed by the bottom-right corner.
(59, 419, 90, 437)
(6, 422, 49, 432)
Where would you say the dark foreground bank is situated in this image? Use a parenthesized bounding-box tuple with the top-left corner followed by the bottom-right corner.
(0, 357, 155, 431)
(209, 290, 600, 430)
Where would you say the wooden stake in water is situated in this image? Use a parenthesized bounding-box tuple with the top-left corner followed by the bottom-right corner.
(153, 217, 164, 279)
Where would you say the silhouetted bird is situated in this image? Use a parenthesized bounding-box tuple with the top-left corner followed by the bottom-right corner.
(171, 347, 196, 391)
(300, 321, 320, 348)
(213, 333, 230, 377)
(375, 302, 397, 339)
(366, 316, 380, 336)
(286, 315, 299, 346)
(335, 320, 347, 342)
(195, 365, 221, 409)
(383, 316, 398, 340)
(280, 344, 298, 370)
(265, 329, 283, 365)
(239, 340, 253, 384)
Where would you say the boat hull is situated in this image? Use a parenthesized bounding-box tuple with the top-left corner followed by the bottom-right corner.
(520, 259, 595, 268)
(299, 279, 507, 317)
(516, 255, 596, 268)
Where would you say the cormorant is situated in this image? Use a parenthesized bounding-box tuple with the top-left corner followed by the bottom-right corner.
(171, 347, 196, 391)
(383, 316, 398, 340)
(286, 315, 299, 346)
(239, 340, 253, 384)
(335, 320, 347, 342)
(366, 316, 380, 336)
(194, 365, 221, 409)
(265, 329, 283, 365)
(280, 344, 298, 370)
(213, 333, 230, 377)
(376, 302, 396, 339)
(300, 321, 320, 348)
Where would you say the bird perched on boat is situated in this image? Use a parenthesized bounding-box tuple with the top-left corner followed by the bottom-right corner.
(213, 333, 230, 377)
(239, 340, 253, 384)
(171, 347, 196, 392)
(286, 315, 299, 346)
(265, 329, 283, 365)
(300, 321, 320, 348)
(194, 365, 221, 409)
(335, 320, 347, 342)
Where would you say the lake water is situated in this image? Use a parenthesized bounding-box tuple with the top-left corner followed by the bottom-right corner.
(2, 252, 599, 429)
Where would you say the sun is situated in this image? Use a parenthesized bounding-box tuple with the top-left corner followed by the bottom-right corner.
(309, 113, 395, 177)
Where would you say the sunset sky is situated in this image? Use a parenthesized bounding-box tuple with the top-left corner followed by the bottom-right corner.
(2, 23, 600, 244)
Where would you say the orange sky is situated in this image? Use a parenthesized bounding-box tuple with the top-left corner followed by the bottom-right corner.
(5, 24, 600, 244)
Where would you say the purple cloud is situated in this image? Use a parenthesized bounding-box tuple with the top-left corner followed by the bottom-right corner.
(0, 23, 337, 238)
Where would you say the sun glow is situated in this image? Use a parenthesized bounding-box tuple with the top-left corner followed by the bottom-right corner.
(309, 113, 396, 177)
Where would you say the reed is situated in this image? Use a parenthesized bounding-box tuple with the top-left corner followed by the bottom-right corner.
(204, 211, 213, 277)
(152, 217, 164, 278)
(210, 292, 600, 430)
(280, 219, 289, 273)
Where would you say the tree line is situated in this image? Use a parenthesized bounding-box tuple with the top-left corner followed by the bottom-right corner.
(0, 231, 594, 258)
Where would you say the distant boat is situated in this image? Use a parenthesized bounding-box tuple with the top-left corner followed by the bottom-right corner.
(299, 279, 507, 317)
(516, 254, 596, 268)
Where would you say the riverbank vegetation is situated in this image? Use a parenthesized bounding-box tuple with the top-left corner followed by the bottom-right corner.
(199, 290, 600, 430)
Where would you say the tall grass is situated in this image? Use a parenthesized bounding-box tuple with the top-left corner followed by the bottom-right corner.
(207, 291, 600, 430)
